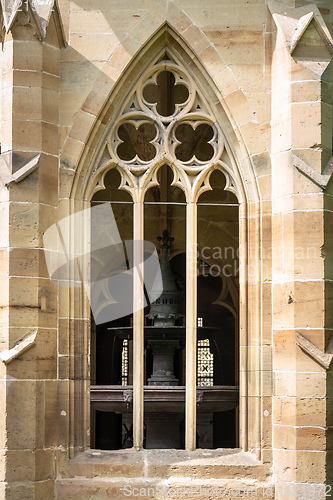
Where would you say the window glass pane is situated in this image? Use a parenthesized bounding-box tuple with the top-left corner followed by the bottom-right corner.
(90, 169, 134, 450)
(197, 169, 239, 449)
(143, 165, 187, 449)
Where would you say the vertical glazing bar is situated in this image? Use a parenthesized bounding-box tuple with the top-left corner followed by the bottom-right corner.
(185, 201, 197, 451)
(133, 201, 144, 450)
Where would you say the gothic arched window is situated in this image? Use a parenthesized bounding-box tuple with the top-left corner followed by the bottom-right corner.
(89, 50, 239, 451)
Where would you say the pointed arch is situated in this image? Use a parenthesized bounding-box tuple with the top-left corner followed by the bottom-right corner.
(60, 22, 266, 207)
(59, 20, 266, 458)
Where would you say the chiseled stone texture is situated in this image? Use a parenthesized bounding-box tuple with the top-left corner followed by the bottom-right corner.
(56, 449, 274, 498)
(0, 0, 332, 498)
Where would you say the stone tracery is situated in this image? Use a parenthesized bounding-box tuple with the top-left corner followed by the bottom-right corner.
(102, 52, 234, 203)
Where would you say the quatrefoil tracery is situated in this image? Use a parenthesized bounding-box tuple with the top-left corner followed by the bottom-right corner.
(105, 56, 227, 199)
(138, 62, 195, 121)
(142, 70, 190, 118)
(117, 121, 158, 163)
(174, 122, 215, 164)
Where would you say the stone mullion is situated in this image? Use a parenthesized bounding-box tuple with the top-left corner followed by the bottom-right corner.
(185, 200, 197, 451)
(133, 201, 144, 450)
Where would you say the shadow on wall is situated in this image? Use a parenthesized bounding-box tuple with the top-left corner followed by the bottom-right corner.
(60, 1, 169, 154)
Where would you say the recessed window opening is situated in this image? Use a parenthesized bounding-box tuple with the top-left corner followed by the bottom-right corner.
(90, 167, 239, 450)
(89, 54, 240, 451)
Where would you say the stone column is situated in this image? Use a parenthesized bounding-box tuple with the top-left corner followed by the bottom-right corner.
(270, 1, 333, 496)
(0, 4, 64, 498)
(147, 340, 179, 386)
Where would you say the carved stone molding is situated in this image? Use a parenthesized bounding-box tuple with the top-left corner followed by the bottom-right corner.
(296, 332, 333, 370)
(0, 152, 40, 187)
(0, 330, 37, 364)
(123, 390, 133, 404)
(293, 153, 333, 190)
(0, 0, 66, 45)
(268, 0, 333, 57)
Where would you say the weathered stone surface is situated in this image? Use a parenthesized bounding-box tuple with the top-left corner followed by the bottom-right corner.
(0, 0, 332, 498)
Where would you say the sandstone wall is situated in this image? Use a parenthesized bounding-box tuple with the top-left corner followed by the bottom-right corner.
(0, 0, 332, 498)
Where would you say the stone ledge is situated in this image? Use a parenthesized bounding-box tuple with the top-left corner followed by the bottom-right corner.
(58, 448, 272, 481)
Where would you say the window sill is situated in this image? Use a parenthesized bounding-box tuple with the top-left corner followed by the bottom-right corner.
(64, 448, 270, 481)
